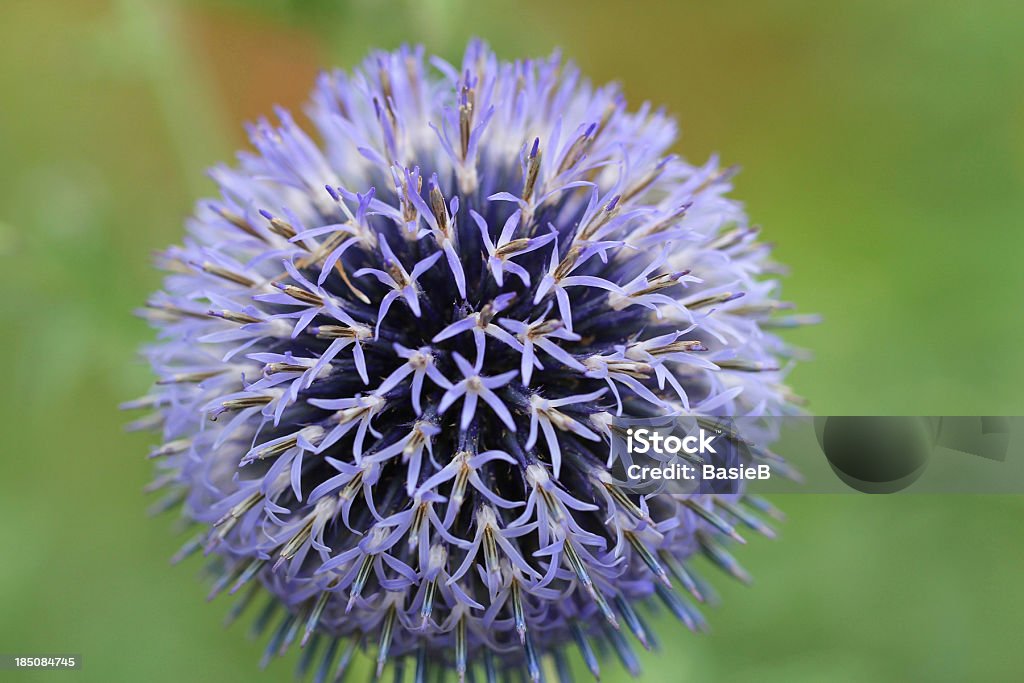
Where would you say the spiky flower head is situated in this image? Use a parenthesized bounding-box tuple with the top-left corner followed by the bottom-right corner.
(129, 41, 810, 682)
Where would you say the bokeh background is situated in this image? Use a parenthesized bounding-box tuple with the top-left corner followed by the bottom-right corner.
(2, 0, 1023, 681)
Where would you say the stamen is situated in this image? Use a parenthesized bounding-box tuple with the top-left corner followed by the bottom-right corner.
(157, 369, 224, 385)
(263, 361, 309, 375)
(274, 516, 316, 570)
(213, 492, 263, 536)
(196, 261, 256, 287)
(302, 591, 332, 648)
(210, 204, 264, 241)
(620, 161, 666, 204)
(330, 639, 358, 683)
(279, 603, 307, 655)
(261, 613, 296, 668)
(482, 523, 500, 582)
(523, 139, 541, 204)
(249, 596, 279, 639)
(170, 533, 204, 564)
(684, 291, 742, 310)
(523, 629, 541, 683)
(259, 210, 297, 240)
(557, 123, 596, 175)
(742, 494, 786, 521)
(604, 621, 640, 676)
(578, 195, 620, 241)
(623, 531, 672, 588)
(429, 183, 450, 237)
(654, 583, 703, 632)
(295, 632, 322, 680)
(553, 245, 582, 281)
(614, 594, 651, 650)
(647, 339, 705, 356)
(697, 531, 751, 583)
(223, 581, 261, 627)
(210, 394, 273, 421)
(729, 300, 795, 317)
(313, 323, 371, 340)
(563, 541, 618, 628)
(494, 237, 532, 258)
(715, 360, 780, 373)
(420, 578, 437, 627)
(657, 550, 705, 602)
(484, 650, 498, 683)
(459, 95, 473, 160)
(229, 558, 266, 595)
(347, 554, 374, 611)
(707, 225, 759, 251)
(633, 203, 692, 240)
(272, 281, 324, 306)
(148, 438, 191, 458)
(455, 616, 468, 683)
(632, 271, 690, 297)
(715, 499, 777, 539)
(511, 578, 527, 644)
(414, 643, 429, 683)
(598, 477, 651, 524)
(208, 309, 262, 324)
(144, 300, 207, 320)
(570, 623, 600, 680)
(681, 499, 746, 544)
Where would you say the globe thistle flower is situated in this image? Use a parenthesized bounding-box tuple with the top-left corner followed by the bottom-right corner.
(127, 41, 812, 682)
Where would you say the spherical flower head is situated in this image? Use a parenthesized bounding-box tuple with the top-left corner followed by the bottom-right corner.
(128, 40, 811, 681)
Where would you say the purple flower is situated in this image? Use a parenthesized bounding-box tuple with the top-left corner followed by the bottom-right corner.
(437, 352, 518, 432)
(127, 40, 812, 682)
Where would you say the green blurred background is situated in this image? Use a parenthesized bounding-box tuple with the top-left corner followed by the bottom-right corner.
(2, 0, 1023, 681)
